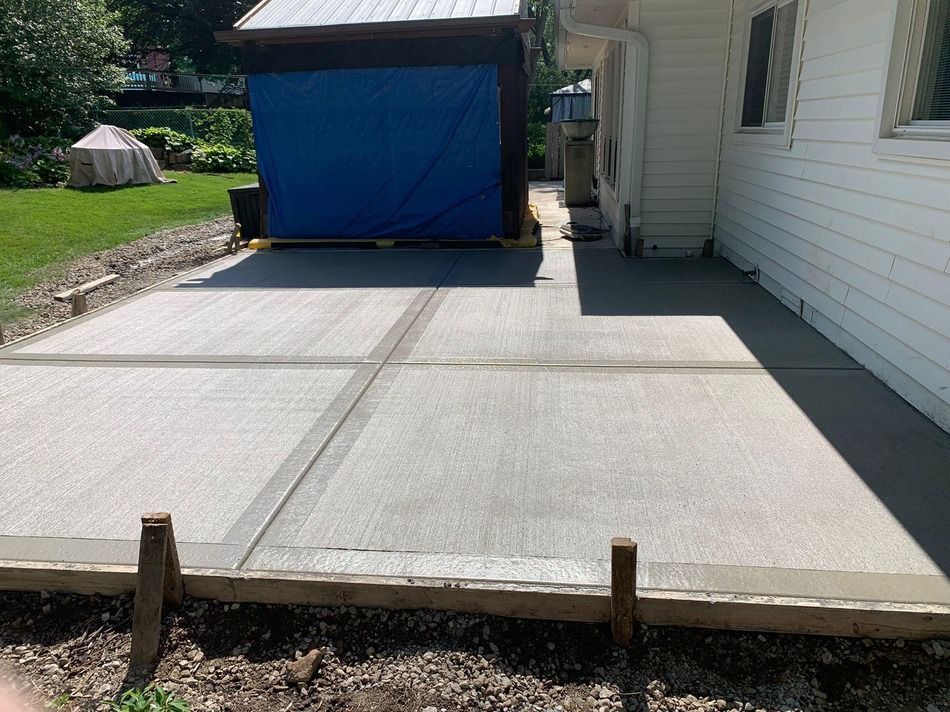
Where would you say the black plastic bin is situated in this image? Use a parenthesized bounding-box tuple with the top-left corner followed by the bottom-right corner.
(228, 183, 261, 239)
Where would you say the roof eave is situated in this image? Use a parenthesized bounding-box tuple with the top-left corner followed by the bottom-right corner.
(216, 16, 534, 46)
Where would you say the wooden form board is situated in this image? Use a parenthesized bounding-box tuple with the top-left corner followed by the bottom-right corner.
(1, 560, 948, 640)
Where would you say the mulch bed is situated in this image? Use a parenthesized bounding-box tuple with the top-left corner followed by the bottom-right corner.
(1, 591, 947, 711)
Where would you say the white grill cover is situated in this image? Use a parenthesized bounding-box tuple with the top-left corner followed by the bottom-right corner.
(68, 125, 168, 187)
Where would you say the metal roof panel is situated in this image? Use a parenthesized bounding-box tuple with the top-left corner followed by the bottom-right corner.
(237, 0, 522, 31)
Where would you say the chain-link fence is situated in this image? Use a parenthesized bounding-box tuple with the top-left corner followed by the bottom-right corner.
(97, 108, 211, 137)
(96, 108, 254, 149)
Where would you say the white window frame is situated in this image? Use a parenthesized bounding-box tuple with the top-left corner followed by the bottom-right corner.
(875, 0, 950, 162)
(733, 0, 806, 148)
(595, 42, 624, 191)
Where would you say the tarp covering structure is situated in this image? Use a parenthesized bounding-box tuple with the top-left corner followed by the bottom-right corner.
(550, 79, 592, 123)
(249, 64, 502, 239)
(68, 125, 168, 188)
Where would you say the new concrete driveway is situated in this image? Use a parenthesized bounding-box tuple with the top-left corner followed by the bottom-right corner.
(1, 236, 948, 608)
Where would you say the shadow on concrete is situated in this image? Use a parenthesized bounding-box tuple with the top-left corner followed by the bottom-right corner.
(568, 241, 950, 579)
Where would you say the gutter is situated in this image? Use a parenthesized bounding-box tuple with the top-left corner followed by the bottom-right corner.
(558, 0, 649, 253)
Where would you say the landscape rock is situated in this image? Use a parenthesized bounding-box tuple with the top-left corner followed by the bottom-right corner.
(285, 648, 325, 684)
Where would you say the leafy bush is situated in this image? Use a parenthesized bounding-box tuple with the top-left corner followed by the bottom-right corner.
(105, 686, 189, 712)
(0, 0, 128, 138)
(191, 143, 256, 173)
(130, 127, 198, 153)
(0, 136, 71, 187)
(528, 122, 547, 169)
(194, 109, 254, 149)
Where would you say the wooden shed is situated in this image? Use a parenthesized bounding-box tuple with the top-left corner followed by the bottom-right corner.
(217, 0, 534, 242)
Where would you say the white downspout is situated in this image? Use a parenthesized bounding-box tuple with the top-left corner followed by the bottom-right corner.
(559, 0, 649, 253)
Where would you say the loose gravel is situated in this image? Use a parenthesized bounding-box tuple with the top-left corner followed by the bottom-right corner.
(2, 217, 234, 344)
(1, 591, 947, 711)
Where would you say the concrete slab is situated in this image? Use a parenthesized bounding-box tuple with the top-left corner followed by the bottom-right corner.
(11, 288, 431, 363)
(2, 230, 948, 626)
(174, 250, 460, 290)
(444, 251, 746, 287)
(0, 362, 372, 568)
(254, 364, 950, 604)
(394, 284, 857, 368)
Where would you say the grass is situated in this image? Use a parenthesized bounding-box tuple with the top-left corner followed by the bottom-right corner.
(0, 171, 256, 322)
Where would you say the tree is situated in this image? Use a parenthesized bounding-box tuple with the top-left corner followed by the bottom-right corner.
(526, 0, 590, 124)
(0, 0, 128, 137)
(109, 0, 255, 74)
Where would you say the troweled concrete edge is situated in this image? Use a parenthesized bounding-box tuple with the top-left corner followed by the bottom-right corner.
(1, 560, 949, 640)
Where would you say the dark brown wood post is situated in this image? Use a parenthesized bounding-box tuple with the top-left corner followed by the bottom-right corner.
(130, 513, 183, 667)
(610, 537, 637, 646)
(70, 292, 87, 317)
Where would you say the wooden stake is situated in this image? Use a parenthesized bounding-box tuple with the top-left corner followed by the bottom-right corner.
(130, 513, 183, 667)
(226, 223, 242, 255)
(610, 537, 637, 647)
(70, 292, 87, 317)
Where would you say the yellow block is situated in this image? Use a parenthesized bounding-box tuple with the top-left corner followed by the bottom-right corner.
(489, 203, 541, 248)
(248, 238, 272, 250)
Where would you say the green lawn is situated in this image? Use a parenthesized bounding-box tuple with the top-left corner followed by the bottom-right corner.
(0, 171, 256, 322)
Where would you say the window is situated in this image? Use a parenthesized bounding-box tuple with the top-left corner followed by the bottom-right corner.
(877, 0, 950, 159)
(740, 0, 800, 129)
(899, 0, 950, 130)
(915, 0, 950, 121)
(596, 44, 623, 188)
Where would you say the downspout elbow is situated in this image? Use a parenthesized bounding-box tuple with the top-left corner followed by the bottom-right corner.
(558, 1, 649, 52)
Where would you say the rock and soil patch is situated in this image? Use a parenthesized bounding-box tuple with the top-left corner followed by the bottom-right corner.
(1, 591, 947, 711)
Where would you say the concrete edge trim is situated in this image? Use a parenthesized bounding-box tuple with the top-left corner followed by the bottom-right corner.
(0, 537, 242, 569)
(242, 547, 950, 606)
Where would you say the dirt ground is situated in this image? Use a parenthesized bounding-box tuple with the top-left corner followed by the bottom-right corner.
(0, 591, 947, 712)
(1, 217, 234, 344)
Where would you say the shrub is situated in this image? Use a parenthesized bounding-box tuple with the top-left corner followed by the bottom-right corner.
(191, 143, 256, 173)
(105, 686, 189, 712)
(528, 122, 547, 169)
(194, 108, 254, 149)
(130, 127, 198, 153)
(0, 136, 70, 187)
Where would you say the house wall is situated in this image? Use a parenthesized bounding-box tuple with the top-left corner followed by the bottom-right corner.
(715, 0, 950, 430)
(591, 0, 732, 254)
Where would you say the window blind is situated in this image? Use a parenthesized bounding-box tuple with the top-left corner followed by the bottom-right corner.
(915, 0, 950, 121)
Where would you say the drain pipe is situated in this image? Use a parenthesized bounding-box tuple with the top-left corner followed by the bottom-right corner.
(559, 0, 649, 254)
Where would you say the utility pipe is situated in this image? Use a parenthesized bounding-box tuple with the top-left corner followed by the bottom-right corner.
(558, 0, 649, 252)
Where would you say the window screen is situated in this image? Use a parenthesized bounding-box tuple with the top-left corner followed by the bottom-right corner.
(914, 0, 950, 121)
(741, 1, 799, 128)
(766, 2, 800, 123)
(741, 8, 774, 127)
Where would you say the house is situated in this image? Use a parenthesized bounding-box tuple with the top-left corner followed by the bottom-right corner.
(557, 0, 950, 432)
(216, 0, 534, 242)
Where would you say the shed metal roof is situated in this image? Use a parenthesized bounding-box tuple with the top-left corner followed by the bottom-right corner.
(235, 0, 523, 32)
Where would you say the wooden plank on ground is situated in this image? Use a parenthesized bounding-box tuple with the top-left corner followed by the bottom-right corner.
(1, 561, 948, 640)
(54, 274, 119, 302)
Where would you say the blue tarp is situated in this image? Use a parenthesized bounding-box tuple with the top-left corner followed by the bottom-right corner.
(248, 65, 502, 239)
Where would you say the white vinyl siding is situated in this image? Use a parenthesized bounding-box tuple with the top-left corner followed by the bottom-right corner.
(636, 0, 733, 252)
(716, 0, 950, 430)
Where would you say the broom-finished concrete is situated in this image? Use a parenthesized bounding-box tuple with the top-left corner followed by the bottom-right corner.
(1, 205, 948, 609)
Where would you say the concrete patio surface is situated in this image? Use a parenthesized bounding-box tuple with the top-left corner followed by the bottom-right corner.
(1, 184, 948, 619)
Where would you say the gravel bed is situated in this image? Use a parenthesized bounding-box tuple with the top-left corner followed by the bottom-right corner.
(0, 592, 947, 711)
(1, 217, 235, 344)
